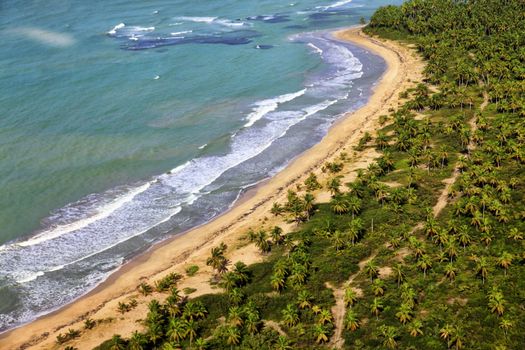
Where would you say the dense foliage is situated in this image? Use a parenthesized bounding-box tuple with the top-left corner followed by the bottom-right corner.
(84, 1, 525, 349)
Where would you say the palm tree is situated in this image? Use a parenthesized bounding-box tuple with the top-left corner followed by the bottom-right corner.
(194, 338, 208, 350)
(185, 320, 198, 348)
(281, 304, 299, 327)
(392, 264, 406, 287)
(365, 260, 379, 281)
(275, 335, 292, 350)
(225, 326, 241, 348)
(344, 287, 358, 307)
(474, 256, 490, 284)
(499, 318, 513, 336)
(376, 132, 390, 149)
(206, 244, 229, 277)
(302, 193, 315, 220)
(255, 230, 271, 253)
(507, 227, 523, 240)
(271, 202, 284, 216)
(147, 322, 164, 346)
(108, 335, 127, 350)
(488, 288, 506, 316)
(327, 177, 342, 196)
(347, 196, 362, 219)
(408, 319, 424, 337)
(445, 241, 459, 262)
(271, 272, 286, 292)
(128, 331, 147, 350)
(444, 263, 457, 282)
(270, 226, 284, 245)
(372, 279, 386, 296)
(317, 309, 333, 325)
(448, 325, 465, 350)
(229, 287, 245, 305)
(313, 324, 330, 344)
(228, 306, 244, 327)
(220, 272, 239, 292)
(457, 225, 472, 248)
(344, 309, 360, 331)
(304, 172, 321, 191)
(417, 254, 433, 278)
(167, 319, 187, 343)
(378, 325, 399, 349)
(137, 282, 153, 296)
(439, 324, 454, 342)
(330, 196, 349, 215)
(497, 252, 513, 275)
(232, 261, 250, 285)
(370, 297, 384, 319)
(395, 303, 413, 324)
(244, 311, 260, 335)
(183, 301, 207, 321)
(331, 230, 346, 252)
(297, 289, 313, 309)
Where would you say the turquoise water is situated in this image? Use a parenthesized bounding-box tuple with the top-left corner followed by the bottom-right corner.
(0, 0, 400, 331)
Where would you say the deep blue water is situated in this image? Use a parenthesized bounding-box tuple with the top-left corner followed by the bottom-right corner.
(0, 0, 400, 331)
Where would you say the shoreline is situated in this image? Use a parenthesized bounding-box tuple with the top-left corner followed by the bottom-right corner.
(0, 26, 424, 349)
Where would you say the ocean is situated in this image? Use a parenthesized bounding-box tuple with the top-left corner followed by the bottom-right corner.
(0, 0, 400, 331)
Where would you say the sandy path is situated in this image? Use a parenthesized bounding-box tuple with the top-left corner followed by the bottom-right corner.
(432, 83, 488, 218)
(327, 251, 378, 349)
(0, 27, 423, 350)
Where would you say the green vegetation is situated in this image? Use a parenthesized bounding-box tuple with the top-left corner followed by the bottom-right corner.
(186, 265, 200, 277)
(92, 1, 524, 349)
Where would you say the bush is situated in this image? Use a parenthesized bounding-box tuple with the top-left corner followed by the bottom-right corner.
(186, 265, 200, 277)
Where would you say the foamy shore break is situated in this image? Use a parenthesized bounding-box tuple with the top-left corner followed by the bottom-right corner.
(0, 26, 424, 349)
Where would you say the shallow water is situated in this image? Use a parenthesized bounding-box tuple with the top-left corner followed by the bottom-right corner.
(0, 0, 401, 331)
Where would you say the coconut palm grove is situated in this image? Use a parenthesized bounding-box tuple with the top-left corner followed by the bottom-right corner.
(78, 0, 525, 349)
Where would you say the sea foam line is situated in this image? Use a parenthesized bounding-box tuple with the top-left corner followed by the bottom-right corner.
(14, 182, 152, 248)
(244, 89, 306, 128)
(13, 206, 183, 284)
(307, 42, 323, 55)
(317, 0, 353, 10)
(174, 16, 217, 23)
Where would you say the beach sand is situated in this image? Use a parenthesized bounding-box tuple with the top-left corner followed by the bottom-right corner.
(0, 27, 424, 350)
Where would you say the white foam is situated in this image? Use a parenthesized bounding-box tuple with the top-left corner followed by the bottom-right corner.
(216, 19, 246, 27)
(303, 99, 338, 118)
(107, 24, 154, 37)
(198, 144, 207, 150)
(16, 271, 44, 284)
(169, 161, 191, 175)
(108, 23, 125, 35)
(135, 26, 155, 32)
(174, 16, 217, 23)
(154, 75, 160, 80)
(317, 0, 353, 10)
(58, 206, 182, 270)
(170, 30, 193, 36)
(244, 89, 306, 128)
(307, 43, 323, 55)
(16, 183, 152, 248)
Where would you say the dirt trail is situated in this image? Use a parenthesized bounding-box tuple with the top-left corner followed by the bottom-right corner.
(327, 251, 377, 349)
(264, 320, 286, 336)
(432, 83, 488, 218)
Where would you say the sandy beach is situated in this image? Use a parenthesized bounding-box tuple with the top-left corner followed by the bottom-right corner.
(0, 26, 424, 350)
